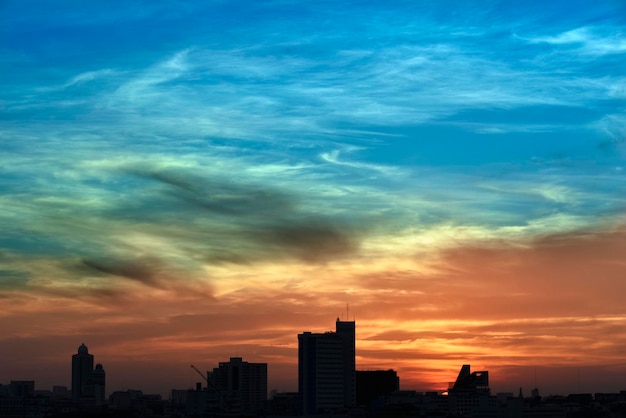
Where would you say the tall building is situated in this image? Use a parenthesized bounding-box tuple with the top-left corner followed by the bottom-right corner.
(209, 357, 267, 416)
(298, 318, 356, 415)
(72, 343, 94, 403)
(71, 343, 105, 406)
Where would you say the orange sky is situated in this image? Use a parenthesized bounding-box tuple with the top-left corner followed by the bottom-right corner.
(3, 224, 626, 396)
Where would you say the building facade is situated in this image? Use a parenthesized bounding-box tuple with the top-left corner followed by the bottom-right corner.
(71, 344, 94, 403)
(448, 364, 493, 417)
(71, 343, 105, 406)
(209, 357, 267, 416)
(298, 318, 356, 415)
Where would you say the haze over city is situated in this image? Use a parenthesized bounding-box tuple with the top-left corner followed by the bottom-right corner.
(2, 0, 626, 398)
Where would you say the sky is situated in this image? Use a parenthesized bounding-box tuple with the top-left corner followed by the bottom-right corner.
(1, 0, 626, 397)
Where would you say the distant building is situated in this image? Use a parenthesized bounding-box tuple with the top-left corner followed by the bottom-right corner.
(52, 385, 71, 400)
(356, 369, 399, 407)
(71, 344, 93, 403)
(448, 364, 495, 417)
(71, 343, 105, 406)
(8, 381, 35, 399)
(450, 364, 490, 394)
(0, 381, 40, 418)
(298, 318, 356, 415)
(209, 356, 267, 416)
(84, 363, 106, 406)
(267, 391, 299, 416)
(109, 389, 168, 416)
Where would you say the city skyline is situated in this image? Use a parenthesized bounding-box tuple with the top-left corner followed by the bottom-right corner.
(2, 0, 626, 399)
(3, 326, 625, 398)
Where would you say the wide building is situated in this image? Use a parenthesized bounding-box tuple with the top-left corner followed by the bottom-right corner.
(448, 364, 493, 417)
(209, 356, 267, 416)
(298, 318, 356, 415)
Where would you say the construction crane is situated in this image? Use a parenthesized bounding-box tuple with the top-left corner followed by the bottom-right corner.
(189, 364, 231, 414)
(190, 364, 208, 387)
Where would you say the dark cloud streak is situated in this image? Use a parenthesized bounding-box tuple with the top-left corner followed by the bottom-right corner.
(123, 166, 296, 217)
(80, 257, 161, 287)
(120, 165, 363, 263)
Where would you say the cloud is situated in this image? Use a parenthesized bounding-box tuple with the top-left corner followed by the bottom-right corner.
(117, 164, 363, 263)
(80, 257, 162, 287)
(62, 69, 115, 88)
(251, 220, 359, 262)
(320, 149, 399, 176)
(122, 165, 296, 217)
(593, 112, 626, 142)
(3, 225, 626, 394)
(522, 26, 626, 56)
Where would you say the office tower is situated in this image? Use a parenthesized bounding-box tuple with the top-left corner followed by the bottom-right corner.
(336, 319, 356, 408)
(72, 343, 94, 403)
(210, 357, 267, 416)
(71, 343, 105, 406)
(298, 318, 356, 415)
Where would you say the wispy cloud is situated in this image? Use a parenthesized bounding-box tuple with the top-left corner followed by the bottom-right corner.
(521, 26, 626, 56)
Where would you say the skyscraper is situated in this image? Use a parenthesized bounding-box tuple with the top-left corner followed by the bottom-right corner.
(298, 318, 356, 415)
(71, 343, 105, 406)
(71, 343, 94, 403)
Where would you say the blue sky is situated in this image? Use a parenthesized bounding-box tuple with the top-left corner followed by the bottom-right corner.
(2, 0, 626, 394)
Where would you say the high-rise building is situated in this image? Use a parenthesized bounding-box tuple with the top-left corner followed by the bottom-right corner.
(72, 343, 94, 403)
(298, 318, 356, 415)
(209, 357, 267, 416)
(71, 343, 105, 406)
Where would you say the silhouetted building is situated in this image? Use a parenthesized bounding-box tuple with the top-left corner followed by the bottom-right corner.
(267, 392, 299, 416)
(8, 381, 35, 399)
(450, 364, 490, 394)
(84, 363, 106, 406)
(0, 381, 50, 418)
(71, 343, 93, 403)
(110, 389, 168, 416)
(356, 369, 399, 407)
(52, 385, 70, 400)
(71, 343, 105, 406)
(298, 318, 356, 415)
(448, 364, 494, 417)
(209, 356, 267, 416)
